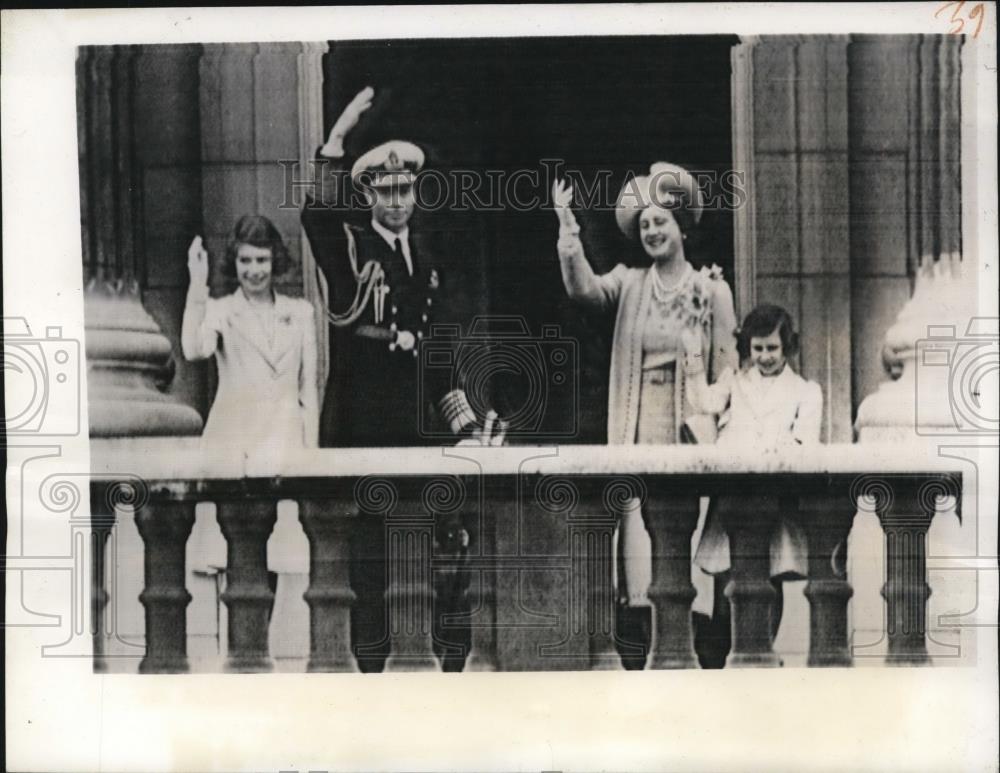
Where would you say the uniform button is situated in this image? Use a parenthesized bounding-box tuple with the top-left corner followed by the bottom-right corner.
(421, 313, 428, 323)
(391, 305, 398, 316)
(426, 298, 433, 306)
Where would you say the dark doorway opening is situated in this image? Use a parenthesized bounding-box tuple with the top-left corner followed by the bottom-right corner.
(323, 35, 737, 443)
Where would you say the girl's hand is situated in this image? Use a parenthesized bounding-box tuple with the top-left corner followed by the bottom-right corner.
(187, 236, 209, 288)
(327, 85, 374, 147)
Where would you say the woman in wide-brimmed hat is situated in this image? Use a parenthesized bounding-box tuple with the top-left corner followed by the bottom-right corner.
(552, 165, 738, 662)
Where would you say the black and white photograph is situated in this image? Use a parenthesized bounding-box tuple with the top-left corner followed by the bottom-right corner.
(4, 5, 998, 772)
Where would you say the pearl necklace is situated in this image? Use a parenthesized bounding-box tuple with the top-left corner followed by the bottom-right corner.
(650, 263, 690, 303)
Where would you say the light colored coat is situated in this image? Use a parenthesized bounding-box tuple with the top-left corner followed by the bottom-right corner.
(182, 288, 319, 457)
(688, 363, 823, 590)
(557, 239, 739, 444)
(690, 364, 824, 449)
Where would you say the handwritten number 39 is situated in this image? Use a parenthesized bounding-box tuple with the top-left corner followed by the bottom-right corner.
(935, 1, 986, 38)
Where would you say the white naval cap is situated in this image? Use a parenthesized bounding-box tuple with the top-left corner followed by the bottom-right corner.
(350, 140, 425, 188)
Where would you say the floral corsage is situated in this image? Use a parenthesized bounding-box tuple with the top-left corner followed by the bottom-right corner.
(665, 264, 722, 332)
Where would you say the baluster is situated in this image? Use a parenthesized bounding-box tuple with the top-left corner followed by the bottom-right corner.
(585, 521, 622, 670)
(567, 520, 589, 664)
(643, 484, 700, 669)
(567, 509, 621, 670)
(532, 475, 591, 667)
(799, 490, 856, 667)
(583, 480, 629, 671)
(217, 499, 276, 672)
(135, 498, 195, 674)
(383, 480, 440, 672)
(89, 486, 117, 673)
(464, 477, 500, 672)
(875, 478, 945, 666)
(720, 494, 781, 668)
(299, 495, 359, 673)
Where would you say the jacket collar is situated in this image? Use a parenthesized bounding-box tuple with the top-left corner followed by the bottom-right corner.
(370, 218, 409, 248)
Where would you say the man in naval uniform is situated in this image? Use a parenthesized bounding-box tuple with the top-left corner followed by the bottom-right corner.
(301, 86, 496, 672)
(301, 87, 483, 448)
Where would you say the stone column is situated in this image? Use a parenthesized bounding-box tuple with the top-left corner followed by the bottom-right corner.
(720, 495, 781, 668)
(299, 495, 359, 673)
(643, 483, 700, 670)
(881, 509, 932, 665)
(384, 516, 439, 671)
(77, 46, 203, 437)
(380, 479, 440, 673)
(868, 476, 960, 665)
(217, 499, 277, 673)
(135, 499, 196, 674)
(854, 35, 967, 441)
(799, 489, 856, 667)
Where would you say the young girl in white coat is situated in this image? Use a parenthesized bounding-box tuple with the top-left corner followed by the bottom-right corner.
(681, 304, 822, 668)
(182, 215, 318, 665)
(183, 215, 318, 458)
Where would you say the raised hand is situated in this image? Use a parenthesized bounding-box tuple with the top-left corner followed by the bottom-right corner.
(327, 85, 375, 147)
(187, 235, 209, 288)
(553, 178, 574, 208)
(552, 178, 575, 211)
(552, 178, 580, 234)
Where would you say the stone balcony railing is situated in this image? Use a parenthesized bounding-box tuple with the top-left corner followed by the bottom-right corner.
(88, 439, 962, 673)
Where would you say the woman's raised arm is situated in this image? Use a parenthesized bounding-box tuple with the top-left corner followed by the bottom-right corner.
(553, 179, 622, 311)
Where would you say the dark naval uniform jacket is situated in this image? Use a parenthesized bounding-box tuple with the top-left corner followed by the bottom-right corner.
(302, 185, 459, 449)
